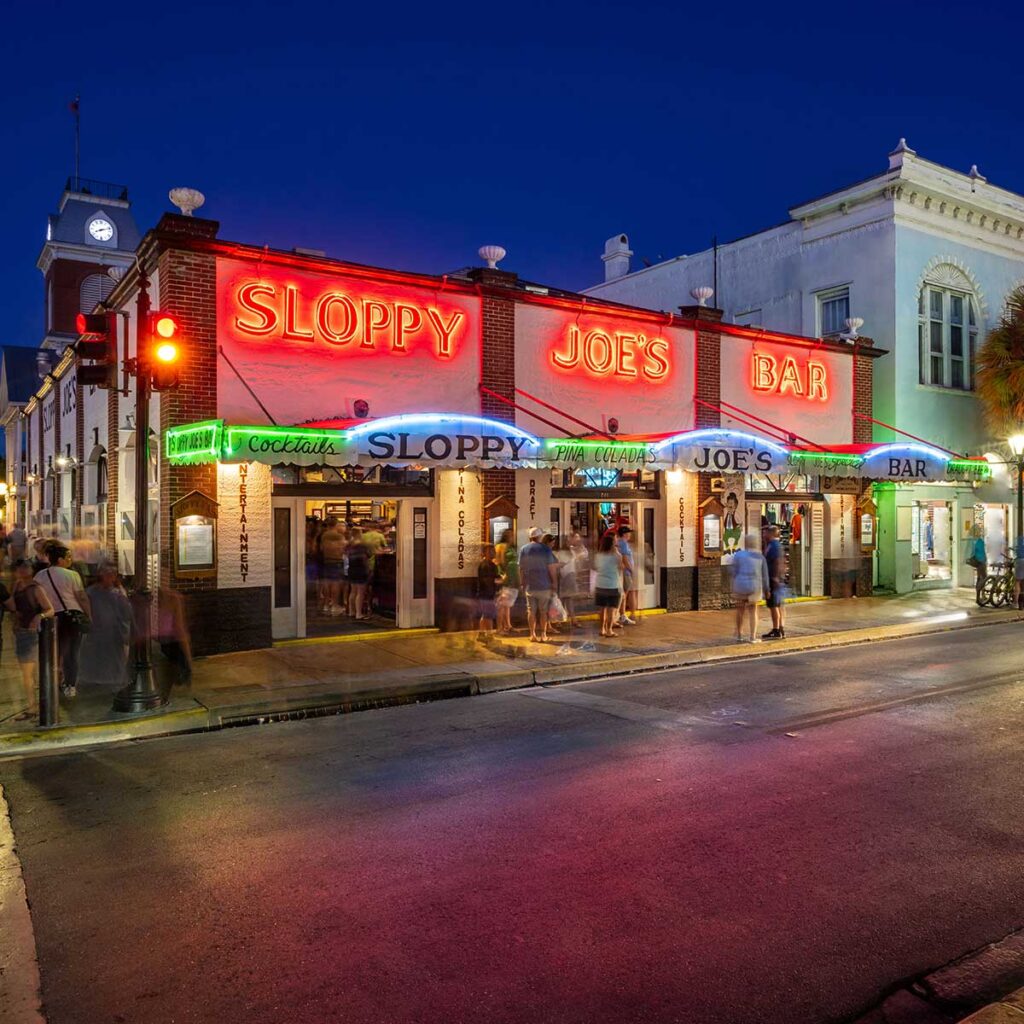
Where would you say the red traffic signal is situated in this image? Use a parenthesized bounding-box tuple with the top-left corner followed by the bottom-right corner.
(76, 311, 119, 390)
(147, 311, 183, 391)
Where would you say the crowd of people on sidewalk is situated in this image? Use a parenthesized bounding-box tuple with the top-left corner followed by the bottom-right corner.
(0, 523, 192, 723)
(476, 524, 642, 644)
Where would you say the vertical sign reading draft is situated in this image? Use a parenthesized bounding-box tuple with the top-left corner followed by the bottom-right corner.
(216, 258, 483, 426)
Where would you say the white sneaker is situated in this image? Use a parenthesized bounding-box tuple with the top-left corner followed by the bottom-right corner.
(749, 636, 762, 644)
(622, 616, 637, 625)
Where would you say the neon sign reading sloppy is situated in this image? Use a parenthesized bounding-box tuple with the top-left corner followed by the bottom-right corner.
(550, 326, 670, 382)
(232, 281, 467, 358)
(752, 352, 828, 401)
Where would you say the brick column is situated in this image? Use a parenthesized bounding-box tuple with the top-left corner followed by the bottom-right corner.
(155, 217, 225, 652)
(681, 305, 726, 608)
(852, 339, 875, 443)
(471, 268, 518, 536)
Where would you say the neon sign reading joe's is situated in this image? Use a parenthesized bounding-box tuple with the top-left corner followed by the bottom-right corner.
(550, 326, 670, 382)
(232, 281, 467, 358)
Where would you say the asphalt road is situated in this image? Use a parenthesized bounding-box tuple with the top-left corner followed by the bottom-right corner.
(3, 622, 1024, 1024)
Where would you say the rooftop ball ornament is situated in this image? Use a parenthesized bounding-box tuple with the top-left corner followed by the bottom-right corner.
(169, 187, 206, 217)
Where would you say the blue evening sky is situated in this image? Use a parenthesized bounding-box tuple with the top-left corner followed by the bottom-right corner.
(2, 0, 1020, 347)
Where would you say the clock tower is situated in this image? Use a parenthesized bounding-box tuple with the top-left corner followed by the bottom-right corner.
(37, 176, 141, 352)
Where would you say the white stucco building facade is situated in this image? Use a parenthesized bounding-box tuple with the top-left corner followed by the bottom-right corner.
(586, 141, 1024, 595)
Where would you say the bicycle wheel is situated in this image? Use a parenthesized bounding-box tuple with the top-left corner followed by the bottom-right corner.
(979, 576, 999, 606)
(995, 578, 1012, 607)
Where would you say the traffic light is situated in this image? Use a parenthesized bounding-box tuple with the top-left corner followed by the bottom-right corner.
(148, 312, 183, 391)
(76, 311, 119, 389)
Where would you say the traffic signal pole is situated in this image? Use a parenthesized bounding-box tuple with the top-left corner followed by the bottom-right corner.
(113, 268, 167, 713)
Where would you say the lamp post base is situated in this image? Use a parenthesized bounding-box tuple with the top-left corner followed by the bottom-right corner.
(112, 589, 169, 714)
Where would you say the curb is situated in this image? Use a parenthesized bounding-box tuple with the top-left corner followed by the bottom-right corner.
(0, 609, 1019, 759)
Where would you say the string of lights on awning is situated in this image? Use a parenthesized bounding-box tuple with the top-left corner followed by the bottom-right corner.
(165, 415, 991, 484)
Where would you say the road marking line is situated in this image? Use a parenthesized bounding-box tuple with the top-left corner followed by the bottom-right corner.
(0, 783, 45, 1024)
(518, 687, 721, 731)
(766, 672, 1024, 734)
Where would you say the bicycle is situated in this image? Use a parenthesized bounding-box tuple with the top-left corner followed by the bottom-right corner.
(978, 558, 1015, 607)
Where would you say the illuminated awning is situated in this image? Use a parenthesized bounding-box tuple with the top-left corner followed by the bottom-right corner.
(165, 417, 991, 483)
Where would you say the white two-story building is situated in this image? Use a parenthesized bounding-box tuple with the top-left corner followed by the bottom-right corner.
(586, 140, 1024, 594)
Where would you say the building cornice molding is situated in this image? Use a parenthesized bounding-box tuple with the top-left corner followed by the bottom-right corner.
(36, 242, 134, 275)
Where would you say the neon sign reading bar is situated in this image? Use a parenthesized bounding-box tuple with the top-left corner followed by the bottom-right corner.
(752, 352, 828, 401)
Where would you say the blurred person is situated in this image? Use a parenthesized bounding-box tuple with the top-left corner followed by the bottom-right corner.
(30, 539, 50, 574)
(1015, 532, 1024, 611)
(731, 532, 769, 643)
(8, 522, 27, 565)
(494, 528, 519, 634)
(476, 543, 502, 633)
(346, 528, 371, 620)
(518, 526, 558, 643)
(79, 564, 132, 689)
(35, 545, 90, 698)
(157, 585, 193, 687)
(969, 526, 987, 603)
(762, 525, 787, 639)
(593, 533, 624, 638)
(616, 525, 638, 626)
(319, 518, 346, 616)
(5, 559, 54, 720)
(559, 532, 589, 628)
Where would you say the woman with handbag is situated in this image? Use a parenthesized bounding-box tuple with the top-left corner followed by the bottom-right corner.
(35, 545, 91, 699)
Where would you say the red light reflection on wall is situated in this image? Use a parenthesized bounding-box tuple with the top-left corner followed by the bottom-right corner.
(549, 325, 670, 383)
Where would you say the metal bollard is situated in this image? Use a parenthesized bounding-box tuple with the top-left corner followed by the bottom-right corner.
(38, 617, 59, 727)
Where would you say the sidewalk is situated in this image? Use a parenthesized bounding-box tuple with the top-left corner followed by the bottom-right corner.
(1, 588, 1019, 757)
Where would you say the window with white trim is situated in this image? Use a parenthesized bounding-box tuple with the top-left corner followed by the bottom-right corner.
(917, 282, 979, 391)
(817, 287, 850, 338)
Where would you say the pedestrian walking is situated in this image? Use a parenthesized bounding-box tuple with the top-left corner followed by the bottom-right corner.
(6, 559, 55, 720)
(593, 533, 624, 637)
(762, 525, 787, 639)
(559, 532, 589, 628)
(7, 523, 27, 565)
(494, 528, 519, 635)
(1015, 533, 1024, 611)
(731, 532, 770, 643)
(476, 543, 502, 633)
(518, 526, 559, 642)
(79, 564, 133, 689)
(157, 585, 193, 687)
(968, 527, 987, 604)
(319, 518, 346, 616)
(35, 545, 91, 698)
(346, 528, 371, 620)
(616, 526, 638, 626)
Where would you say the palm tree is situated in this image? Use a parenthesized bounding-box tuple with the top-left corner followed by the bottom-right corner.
(976, 285, 1024, 435)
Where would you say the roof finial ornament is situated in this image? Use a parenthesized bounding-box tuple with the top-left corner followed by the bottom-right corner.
(888, 138, 916, 170)
(968, 164, 986, 193)
(169, 187, 205, 217)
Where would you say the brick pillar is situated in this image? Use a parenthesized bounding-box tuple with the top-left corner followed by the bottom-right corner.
(471, 268, 518, 535)
(682, 306, 726, 607)
(51, 392, 60, 522)
(156, 221, 219, 598)
(853, 339, 875, 443)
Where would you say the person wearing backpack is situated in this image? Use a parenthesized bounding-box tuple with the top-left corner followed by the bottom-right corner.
(34, 545, 91, 698)
(730, 532, 770, 643)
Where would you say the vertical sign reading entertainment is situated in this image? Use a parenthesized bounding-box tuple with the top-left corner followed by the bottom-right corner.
(238, 462, 249, 583)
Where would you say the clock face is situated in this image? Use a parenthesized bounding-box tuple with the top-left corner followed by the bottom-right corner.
(88, 218, 114, 242)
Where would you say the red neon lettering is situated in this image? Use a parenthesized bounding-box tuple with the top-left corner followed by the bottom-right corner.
(425, 308, 463, 358)
(643, 337, 670, 381)
(235, 283, 278, 336)
(778, 356, 804, 396)
(615, 333, 638, 378)
(808, 360, 828, 401)
(583, 330, 614, 375)
(283, 285, 313, 341)
(752, 353, 777, 392)
(551, 325, 581, 369)
(362, 301, 393, 349)
(394, 304, 423, 352)
(315, 292, 357, 346)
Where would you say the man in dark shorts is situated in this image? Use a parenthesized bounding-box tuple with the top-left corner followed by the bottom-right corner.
(762, 525, 787, 640)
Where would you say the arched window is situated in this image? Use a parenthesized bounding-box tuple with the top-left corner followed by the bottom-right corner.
(80, 274, 114, 314)
(97, 453, 108, 502)
(917, 264, 980, 391)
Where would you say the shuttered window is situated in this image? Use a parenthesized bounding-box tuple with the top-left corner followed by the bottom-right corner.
(79, 274, 114, 314)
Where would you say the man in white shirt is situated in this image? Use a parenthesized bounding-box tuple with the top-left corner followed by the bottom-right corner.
(35, 546, 91, 698)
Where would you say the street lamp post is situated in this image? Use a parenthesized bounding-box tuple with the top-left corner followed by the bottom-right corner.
(1008, 435, 1024, 611)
